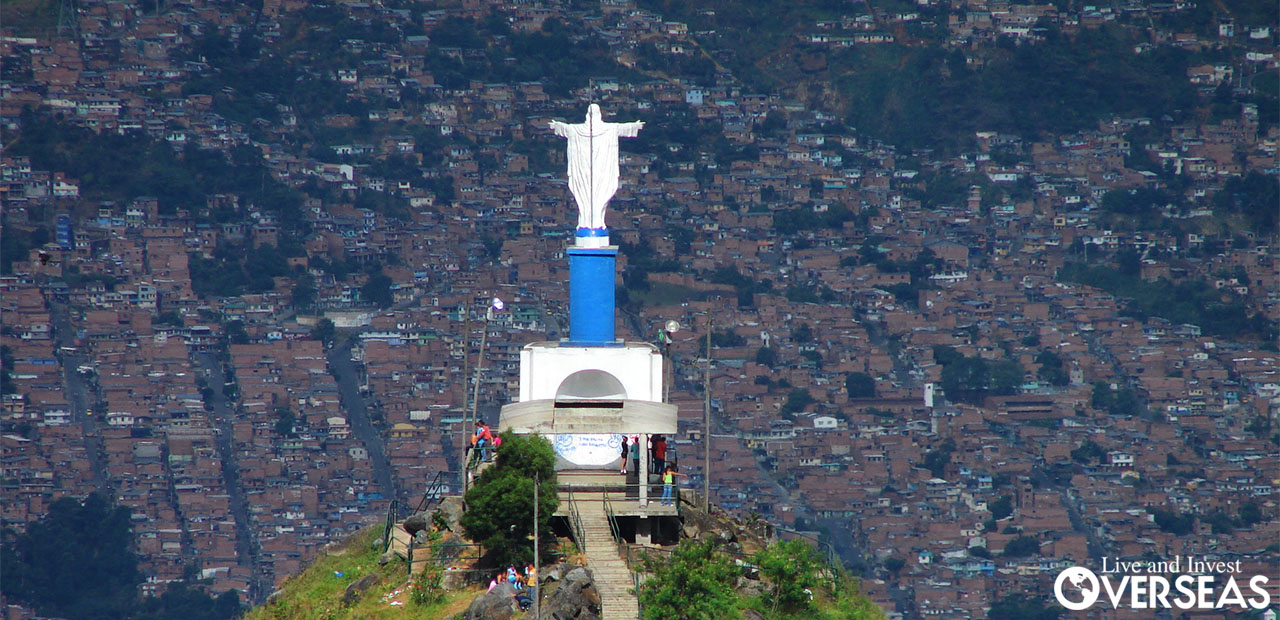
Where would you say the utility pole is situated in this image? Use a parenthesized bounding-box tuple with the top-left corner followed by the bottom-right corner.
(460, 312, 472, 496)
(533, 472, 540, 620)
(470, 311, 490, 445)
(463, 298, 501, 497)
(461, 312, 471, 408)
(703, 315, 711, 511)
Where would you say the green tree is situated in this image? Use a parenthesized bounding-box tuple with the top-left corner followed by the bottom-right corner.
(1070, 440, 1105, 464)
(1, 345, 16, 395)
(639, 538, 739, 620)
(154, 310, 184, 327)
(923, 438, 955, 478)
(0, 494, 140, 619)
(990, 494, 1014, 520)
(135, 583, 241, 620)
(988, 360, 1024, 395)
(883, 556, 905, 578)
(940, 356, 988, 405)
(780, 388, 814, 416)
(1002, 535, 1039, 557)
(1148, 508, 1195, 536)
(1214, 171, 1279, 235)
(711, 330, 746, 347)
(292, 272, 316, 309)
(311, 318, 336, 345)
(989, 593, 1061, 620)
(224, 320, 249, 345)
(461, 432, 558, 567)
(1034, 350, 1069, 386)
(274, 407, 296, 437)
(844, 372, 875, 398)
(1238, 502, 1263, 526)
(754, 539, 822, 614)
(755, 347, 777, 368)
(932, 345, 963, 366)
(361, 273, 394, 309)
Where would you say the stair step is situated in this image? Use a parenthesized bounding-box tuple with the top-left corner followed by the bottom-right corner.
(573, 502, 641, 620)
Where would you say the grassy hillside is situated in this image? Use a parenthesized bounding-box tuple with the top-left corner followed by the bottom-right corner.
(248, 519, 890, 620)
(242, 526, 479, 620)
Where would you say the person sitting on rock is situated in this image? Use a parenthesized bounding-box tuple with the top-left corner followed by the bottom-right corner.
(514, 590, 532, 611)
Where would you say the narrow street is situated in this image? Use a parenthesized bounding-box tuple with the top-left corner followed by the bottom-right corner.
(49, 301, 111, 495)
(193, 352, 265, 601)
(326, 335, 396, 502)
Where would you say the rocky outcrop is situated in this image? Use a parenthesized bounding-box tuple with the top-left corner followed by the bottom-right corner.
(342, 573, 381, 604)
(678, 502, 772, 557)
(403, 496, 465, 538)
(540, 566, 601, 619)
(458, 583, 521, 620)
(456, 564, 599, 620)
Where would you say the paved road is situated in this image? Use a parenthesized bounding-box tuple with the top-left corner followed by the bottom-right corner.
(327, 335, 396, 502)
(194, 352, 265, 602)
(49, 301, 110, 494)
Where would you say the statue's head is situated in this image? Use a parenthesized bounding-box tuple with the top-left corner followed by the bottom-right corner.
(586, 104, 602, 124)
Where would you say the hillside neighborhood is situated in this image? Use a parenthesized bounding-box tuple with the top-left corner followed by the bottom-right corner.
(2, 0, 1278, 617)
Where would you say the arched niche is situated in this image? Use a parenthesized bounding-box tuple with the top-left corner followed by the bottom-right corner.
(555, 369, 627, 400)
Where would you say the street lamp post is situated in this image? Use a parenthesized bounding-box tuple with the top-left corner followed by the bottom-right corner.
(463, 298, 502, 497)
(533, 471, 540, 620)
(703, 315, 711, 511)
(661, 320, 680, 404)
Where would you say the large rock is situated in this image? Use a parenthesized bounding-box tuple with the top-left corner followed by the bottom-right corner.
(544, 563, 573, 582)
(342, 573, 381, 604)
(436, 496, 465, 532)
(441, 567, 469, 590)
(678, 503, 740, 547)
(736, 575, 767, 599)
(461, 583, 520, 620)
(541, 567, 600, 619)
(403, 512, 432, 537)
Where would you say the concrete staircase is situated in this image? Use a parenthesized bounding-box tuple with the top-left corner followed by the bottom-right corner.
(576, 502, 640, 620)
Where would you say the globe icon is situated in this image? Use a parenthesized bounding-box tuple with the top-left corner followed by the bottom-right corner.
(1054, 566, 1100, 611)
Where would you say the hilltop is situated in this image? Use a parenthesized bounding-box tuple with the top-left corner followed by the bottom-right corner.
(246, 497, 886, 620)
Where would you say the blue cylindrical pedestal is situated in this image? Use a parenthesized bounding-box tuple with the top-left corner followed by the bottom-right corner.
(567, 247, 617, 345)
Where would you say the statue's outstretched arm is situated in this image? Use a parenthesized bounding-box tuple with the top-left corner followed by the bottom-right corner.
(616, 121, 644, 138)
(549, 120, 569, 137)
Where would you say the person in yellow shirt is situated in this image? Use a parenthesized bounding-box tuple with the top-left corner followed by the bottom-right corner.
(661, 465, 684, 506)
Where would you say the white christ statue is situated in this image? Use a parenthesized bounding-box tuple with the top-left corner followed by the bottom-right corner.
(549, 104, 643, 247)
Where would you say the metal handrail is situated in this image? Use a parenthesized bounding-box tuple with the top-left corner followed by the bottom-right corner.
(414, 470, 458, 514)
(382, 498, 399, 553)
(406, 539, 488, 577)
(556, 481, 678, 502)
(566, 487, 587, 554)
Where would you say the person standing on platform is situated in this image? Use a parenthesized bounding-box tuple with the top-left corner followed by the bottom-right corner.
(629, 435, 639, 476)
(661, 465, 684, 506)
(476, 421, 493, 462)
(619, 435, 629, 475)
(652, 435, 667, 474)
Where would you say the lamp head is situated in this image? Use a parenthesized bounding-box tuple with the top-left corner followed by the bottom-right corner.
(664, 320, 681, 334)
